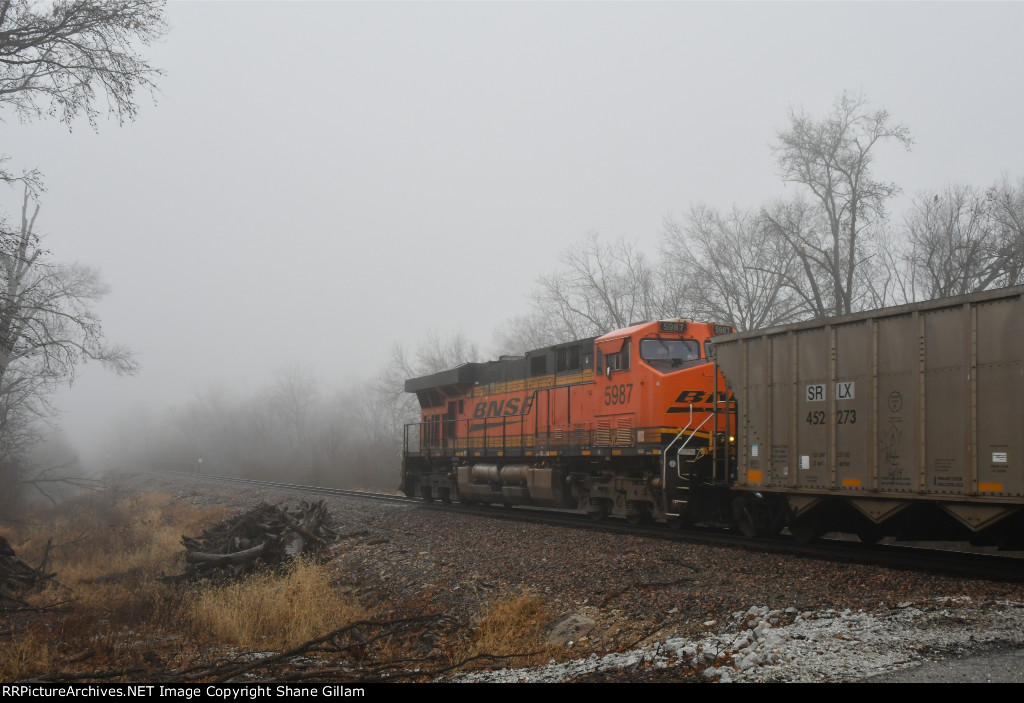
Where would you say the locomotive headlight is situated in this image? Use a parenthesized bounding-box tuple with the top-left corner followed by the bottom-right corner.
(729, 436, 735, 443)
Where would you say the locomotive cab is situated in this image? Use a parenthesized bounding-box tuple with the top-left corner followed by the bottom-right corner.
(589, 320, 735, 522)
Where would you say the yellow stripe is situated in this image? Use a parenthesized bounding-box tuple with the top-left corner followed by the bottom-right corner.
(979, 482, 1003, 492)
(842, 478, 861, 487)
(471, 370, 596, 396)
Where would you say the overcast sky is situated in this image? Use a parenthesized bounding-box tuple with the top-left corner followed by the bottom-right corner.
(3, 1, 1022, 463)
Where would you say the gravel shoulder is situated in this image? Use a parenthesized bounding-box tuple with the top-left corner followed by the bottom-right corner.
(135, 471, 1024, 682)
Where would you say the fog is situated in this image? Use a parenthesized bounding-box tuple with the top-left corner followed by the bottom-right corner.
(2, 1, 1022, 471)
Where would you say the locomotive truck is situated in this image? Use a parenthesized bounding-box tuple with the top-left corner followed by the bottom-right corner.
(401, 285, 1024, 547)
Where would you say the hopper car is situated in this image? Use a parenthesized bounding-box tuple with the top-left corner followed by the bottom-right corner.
(401, 286, 1024, 547)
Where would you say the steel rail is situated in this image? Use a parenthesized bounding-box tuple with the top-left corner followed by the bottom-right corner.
(166, 471, 1024, 582)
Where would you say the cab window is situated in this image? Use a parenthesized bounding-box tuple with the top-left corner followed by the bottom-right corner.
(640, 338, 701, 373)
(604, 339, 630, 374)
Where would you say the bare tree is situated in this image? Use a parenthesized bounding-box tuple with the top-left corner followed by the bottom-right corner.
(987, 174, 1024, 286)
(492, 310, 572, 356)
(0, 189, 136, 487)
(0, 1, 163, 504)
(764, 92, 913, 317)
(0, 0, 166, 128)
(900, 184, 1000, 300)
(262, 364, 322, 481)
(125, 333, 484, 491)
(884, 177, 1024, 304)
(375, 330, 481, 431)
(413, 330, 481, 376)
(661, 206, 805, 331)
(522, 231, 670, 344)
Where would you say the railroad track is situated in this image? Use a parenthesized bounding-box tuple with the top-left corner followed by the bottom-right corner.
(167, 471, 419, 505)
(169, 471, 1024, 582)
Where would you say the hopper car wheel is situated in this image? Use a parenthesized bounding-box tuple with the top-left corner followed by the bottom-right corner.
(734, 496, 764, 537)
(788, 514, 819, 543)
(737, 516, 759, 538)
(733, 495, 784, 538)
(420, 486, 434, 503)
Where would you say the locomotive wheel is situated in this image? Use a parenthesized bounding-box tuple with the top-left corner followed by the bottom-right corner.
(587, 501, 609, 522)
(626, 506, 651, 526)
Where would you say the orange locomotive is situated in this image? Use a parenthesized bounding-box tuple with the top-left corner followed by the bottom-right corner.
(401, 319, 736, 524)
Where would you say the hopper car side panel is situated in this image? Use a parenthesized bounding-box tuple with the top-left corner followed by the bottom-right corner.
(716, 285, 1024, 544)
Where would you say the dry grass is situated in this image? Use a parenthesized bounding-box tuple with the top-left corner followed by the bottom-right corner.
(189, 559, 363, 650)
(0, 487, 367, 679)
(5, 490, 228, 587)
(0, 490, 228, 677)
(0, 627, 53, 681)
(456, 592, 555, 667)
(2, 486, 548, 681)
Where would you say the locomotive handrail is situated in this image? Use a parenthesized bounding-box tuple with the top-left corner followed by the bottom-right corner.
(675, 411, 713, 479)
(660, 404, 713, 485)
(661, 404, 694, 481)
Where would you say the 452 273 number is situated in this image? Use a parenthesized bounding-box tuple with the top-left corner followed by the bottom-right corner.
(806, 410, 857, 425)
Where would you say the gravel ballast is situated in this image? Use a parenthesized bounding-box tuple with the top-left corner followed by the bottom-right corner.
(138, 472, 1024, 682)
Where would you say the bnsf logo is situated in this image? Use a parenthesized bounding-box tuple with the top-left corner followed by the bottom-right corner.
(472, 395, 535, 419)
(673, 390, 734, 404)
(667, 390, 735, 413)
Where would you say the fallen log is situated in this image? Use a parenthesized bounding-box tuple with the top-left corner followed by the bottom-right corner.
(178, 500, 337, 579)
(1, 536, 58, 609)
(185, 543, 266, 566)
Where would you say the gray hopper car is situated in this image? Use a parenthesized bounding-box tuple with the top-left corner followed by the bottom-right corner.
(714, 285, 1024, 546)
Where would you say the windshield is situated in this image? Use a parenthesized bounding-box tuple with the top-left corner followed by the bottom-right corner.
(639, 338, 702, 372)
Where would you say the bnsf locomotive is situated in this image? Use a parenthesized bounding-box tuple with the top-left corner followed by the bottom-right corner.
(402, 286, 1024, 547)
(401, 318, 737, 525)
